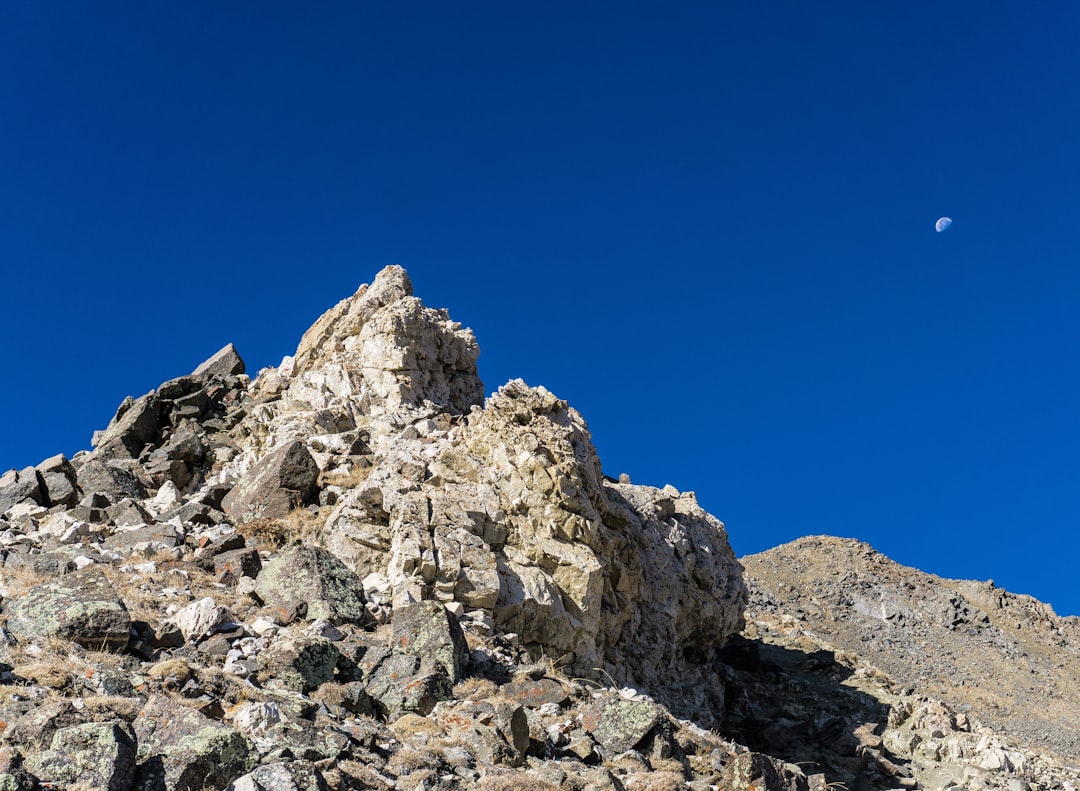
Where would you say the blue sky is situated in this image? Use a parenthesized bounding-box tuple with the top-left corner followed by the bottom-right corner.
(3, 4, 1079, 613)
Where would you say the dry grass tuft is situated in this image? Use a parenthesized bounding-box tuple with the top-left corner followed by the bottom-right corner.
(14, 661, 71, 690)
(478, 774, 561, 791)
(624, 770, 687, 791)
(238, 505, 331, 550)
(320, 463, 372, 489)
(452, 676, 499, 701)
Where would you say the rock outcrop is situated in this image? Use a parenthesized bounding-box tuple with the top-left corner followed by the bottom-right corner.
(0, 265, 1074, 791)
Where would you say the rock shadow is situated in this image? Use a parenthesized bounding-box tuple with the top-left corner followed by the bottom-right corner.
(715, 634, 912, 791)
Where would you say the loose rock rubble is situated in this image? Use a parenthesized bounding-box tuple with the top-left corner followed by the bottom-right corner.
(0, 268, 1075, 790)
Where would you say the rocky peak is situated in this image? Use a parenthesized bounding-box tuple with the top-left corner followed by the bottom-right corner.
(0, 267, 1077, 791)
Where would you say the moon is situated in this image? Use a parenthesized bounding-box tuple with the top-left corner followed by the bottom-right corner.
(935, 217, 952, 232)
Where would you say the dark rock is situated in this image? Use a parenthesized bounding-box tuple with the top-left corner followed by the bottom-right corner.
(4, 567, 131, 650)
(214, 547, 263, 579)
(144, 458, 192, 489)
(193, 343, 246, 378)
(25, 720, 137, 791)
(722, 751, 809, 791)
(222, 440, 319, 523)
(392, 598, 467, 683)
(93, 392, 162, 459)
(159, 422, 207, 465)
(0, 467, 42, 514)
(133, 695, 257, 791)
(76, 458, 148, 502)
(106, 497, 153, 527)
(40, 471, 78, 507)
(36, 454, 78, 506)
(254, 546, 368, 625)
(0, 746, 36, 791)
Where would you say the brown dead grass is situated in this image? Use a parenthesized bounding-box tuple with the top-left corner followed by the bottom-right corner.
(237, 505, 331, 550)
(477, 774, 561, 791)
(624, 770, 687, 791)
(452, 676, 499, 701)
(320, 463, 372, 489)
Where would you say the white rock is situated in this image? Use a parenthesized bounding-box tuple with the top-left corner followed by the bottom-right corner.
(168, 596, 232, 642)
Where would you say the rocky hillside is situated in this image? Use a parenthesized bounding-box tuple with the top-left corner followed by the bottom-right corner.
(0, 266, 1076, 791)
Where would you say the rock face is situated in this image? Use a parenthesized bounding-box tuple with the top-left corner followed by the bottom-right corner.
(0, 265, 1074, 790)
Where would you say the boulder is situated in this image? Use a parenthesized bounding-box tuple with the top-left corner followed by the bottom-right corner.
(76, 458, 148, 502)
(25, 721, 137, 791)
(93, 391, 162, 459)
(0, 467, 42, 515)
(4, 567, 131, 651)
(222, 440, 319, 523)
(364, 652, 452, 718)
(578, 692, 668, 754)
(133, 695, 257, 791)
(193, 343, 246, 378)
(227, 761, 331, 791)
(257, 636, 339, 692)
(254, 546, 368, 625)
(391, 599, 467, 683)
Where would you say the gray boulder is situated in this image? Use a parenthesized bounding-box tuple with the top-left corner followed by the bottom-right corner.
(76, 458, 148, 502)
(0, 467, 42, 515)
(93, 392, 162, 459)
(4, 567, 131, 651)
(578, 692, 668, 753)
(391, 598, 467, 683)
(134, 695, 256, 791)
(36, 453, 78, 507)
(25, 721, 137, 791)
(222, 440, 319, 523)
(257, 636, 339, 692)
(254, 546, 367, 625)
(192, 342, 246, 378)
(227, 761, 330, 791)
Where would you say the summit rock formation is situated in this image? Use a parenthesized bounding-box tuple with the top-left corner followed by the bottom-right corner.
(0, 266, 1076, 791)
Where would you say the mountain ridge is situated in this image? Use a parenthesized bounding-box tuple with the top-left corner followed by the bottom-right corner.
(0, 266, 1074, 791)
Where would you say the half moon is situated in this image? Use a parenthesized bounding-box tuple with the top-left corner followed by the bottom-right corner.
(935, 217, 952, 232)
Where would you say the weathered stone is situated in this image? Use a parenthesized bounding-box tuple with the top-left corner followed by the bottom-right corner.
(255, 546, 368, 625)
(258, 636, 339, 692)
(364, 652, 452, 718)
(214, 547, 263, 579)
(76, 458, 148, 502)
(578, 693, 667, 754)
(264, 719, 350, 761)
(0, 467, 42, 514)
(93, 391, 162, 458)
(391, 599, 467, 683)
(106, 497, 153, 527)
(193, 343, 246, 378)
(133, 695, 256, 791)
(227, 761, 330, 791)
(167, 596, 233, 643)
(40, 470, 78, 507)
(102, 522, 181, 551)
(4, 567, 131, 650)
(722, 752, 809, 791)
(25, 721, 137, 791)
(222, 440, 319, 523)
(501, 678, 569, 708)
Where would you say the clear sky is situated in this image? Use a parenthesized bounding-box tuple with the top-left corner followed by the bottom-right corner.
(3, 5, 1079, 613)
